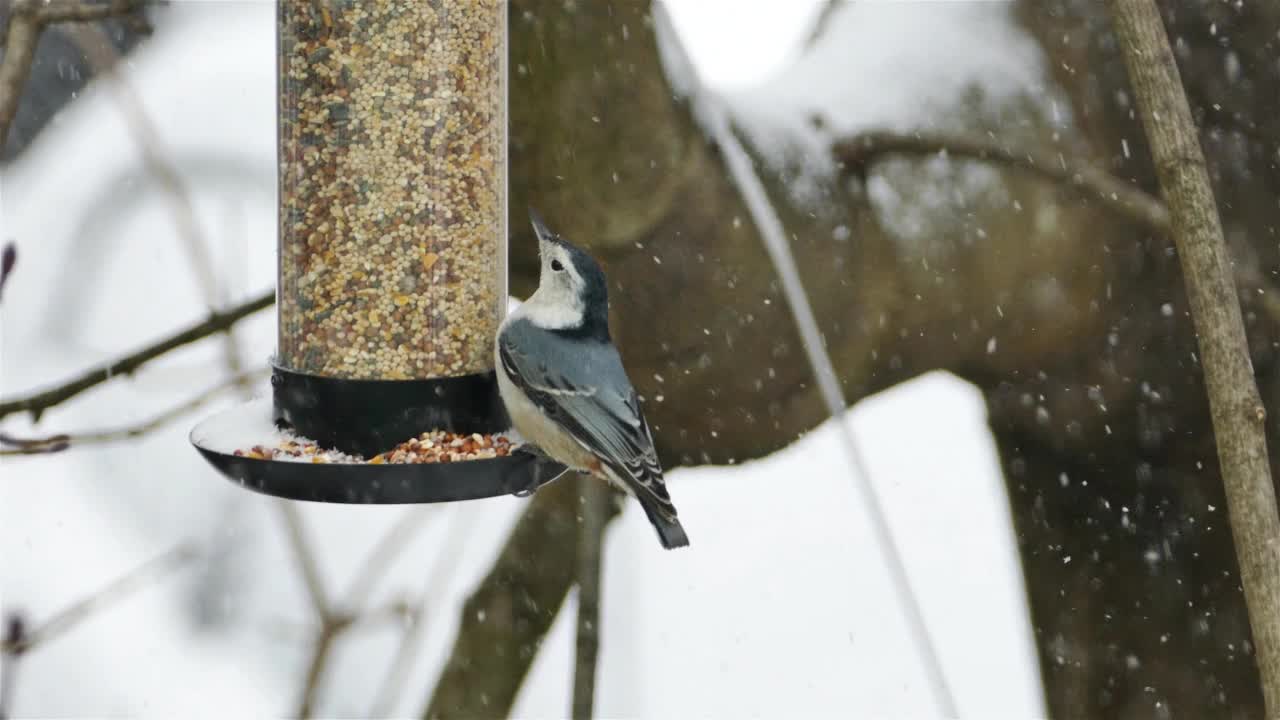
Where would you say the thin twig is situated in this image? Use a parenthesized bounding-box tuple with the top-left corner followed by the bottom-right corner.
(424, 480, 622, 720)
(0, 543, 197, 655)
(572, 477, 610, 720)
(367, 601, 427, 718)
(0, 614, 27, 720)
(295, 503, 434, 715)
(343, 599, 412, 630)
(275, 595, 417, 719)
(297, 623, 337, 720)
(0, 288, 273, 423)
(803, 1, 843, 51)
(0, 431, 69, 455)
(369, 507, 474, 718)
(276, 502, 334, 720)
(654, 5, 959, 716)
(832, 129, 1171, 233)
(340, 507, 434, 610)
(277, 499, 433, 719)
(259, 608, 408, 641)
(1107, 0, 1280, 714)
(276, 502, 329, 618)
(0, 368, 267, 456)
(0, 243, 16, 302)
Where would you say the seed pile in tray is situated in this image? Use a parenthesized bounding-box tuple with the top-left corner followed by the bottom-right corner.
(233, 430, 514, 464)
(234, 438, 361, 464)
(371, 430, 514, 464)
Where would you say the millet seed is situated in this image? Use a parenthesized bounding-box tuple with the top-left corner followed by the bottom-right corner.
(277, 0, 507, 380)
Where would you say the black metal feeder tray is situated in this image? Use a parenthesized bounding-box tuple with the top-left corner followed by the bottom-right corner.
(190, 368, 569, 504)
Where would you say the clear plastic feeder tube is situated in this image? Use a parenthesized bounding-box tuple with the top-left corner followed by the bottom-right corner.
(277, 0, 507, 380)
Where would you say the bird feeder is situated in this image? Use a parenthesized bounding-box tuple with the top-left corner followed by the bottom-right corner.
(191, 0, 566, 502)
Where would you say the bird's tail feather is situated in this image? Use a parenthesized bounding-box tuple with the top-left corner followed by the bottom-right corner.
(637, 495, 690, 550)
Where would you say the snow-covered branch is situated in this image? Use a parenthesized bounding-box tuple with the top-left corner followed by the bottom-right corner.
(830, 128, 1280, 331)
(833, 129, 1170, 232)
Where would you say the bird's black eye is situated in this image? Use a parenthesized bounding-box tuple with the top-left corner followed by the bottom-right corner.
(551, 259, 564, 272)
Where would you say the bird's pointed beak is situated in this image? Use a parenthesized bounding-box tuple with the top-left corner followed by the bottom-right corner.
(528, 207, 556, 245)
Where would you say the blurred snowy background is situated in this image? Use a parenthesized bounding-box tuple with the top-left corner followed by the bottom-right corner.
(0, 2, 1046, 717)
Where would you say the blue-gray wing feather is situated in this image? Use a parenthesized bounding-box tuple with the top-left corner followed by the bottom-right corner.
(498, 321, 674, 518)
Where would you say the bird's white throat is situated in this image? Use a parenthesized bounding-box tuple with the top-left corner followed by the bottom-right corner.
(513, 285, 585, 330)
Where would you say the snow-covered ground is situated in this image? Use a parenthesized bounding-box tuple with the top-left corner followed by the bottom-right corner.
(1, 2, 1045, 717)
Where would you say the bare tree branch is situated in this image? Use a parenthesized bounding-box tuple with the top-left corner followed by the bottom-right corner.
(340, 507, 434, 610)
(276, 500, 441, 718)
(1, 543, 197, 656)
(296, 622, 337, 720)
(0, 243, 15, 302)
(1107, 0, 1280, 714)
(0, 431, 68, 455)
(275, 502, 335, 720)
(368, 600, 427, 717)
(831, 128, 1280, 332)
(33, 0, 149, 24)
(368, 508, 476, 717)
(0, 368, 267, 456)
(803, 1, 843, 51)
(0, 0, 148, 147)
(832, 128, 1171, 233)
(276, 502, 329, 619)
(572, 477, 611, 720)
(0, 614, 26, 720)
(0, 288, 272, 423)
(345, 599, 412, 630)
(63, 22, 247, 383)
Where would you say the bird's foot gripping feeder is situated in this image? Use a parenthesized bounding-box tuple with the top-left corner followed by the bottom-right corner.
(190, 0, 567, 503)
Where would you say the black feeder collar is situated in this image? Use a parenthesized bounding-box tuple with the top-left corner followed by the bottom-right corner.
(189, 366, 569, 504)
(270, 365, 508, 458)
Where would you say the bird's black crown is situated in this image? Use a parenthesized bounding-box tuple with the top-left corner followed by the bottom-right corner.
(528, 208, 612, 340)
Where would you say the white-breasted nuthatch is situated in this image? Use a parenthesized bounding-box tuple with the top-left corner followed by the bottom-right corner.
(496, 210, 689, 549)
